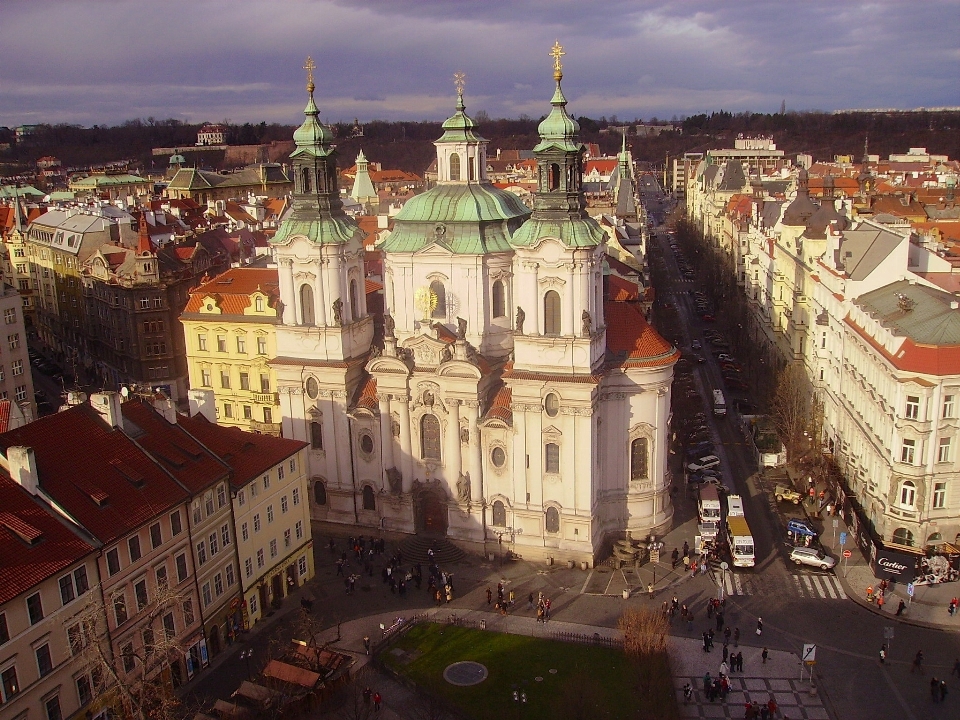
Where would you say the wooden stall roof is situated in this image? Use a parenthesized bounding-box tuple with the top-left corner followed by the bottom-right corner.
(263, 659, 322, 689)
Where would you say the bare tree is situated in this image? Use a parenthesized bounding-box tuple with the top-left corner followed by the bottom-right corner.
(618, 608, 676, 720)
(334, 667, 375, 720)
(773, 361, 812, 460)
(75, 582, 192, 720)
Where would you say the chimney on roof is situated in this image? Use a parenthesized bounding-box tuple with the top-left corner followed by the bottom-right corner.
(153, 392, 178, 424)
(7, 446, 38, 495)
(91, 391, 127, 432)
(951, 301, 959, 310)
(188, 388, 217, 423)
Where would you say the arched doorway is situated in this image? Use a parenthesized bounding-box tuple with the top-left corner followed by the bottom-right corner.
(417, 490, 448, 536)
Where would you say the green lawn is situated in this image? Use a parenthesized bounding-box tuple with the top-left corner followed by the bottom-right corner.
(381, 623, 677, 720)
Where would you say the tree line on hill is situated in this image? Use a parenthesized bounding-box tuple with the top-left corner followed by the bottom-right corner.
(2, 110, 957, 179)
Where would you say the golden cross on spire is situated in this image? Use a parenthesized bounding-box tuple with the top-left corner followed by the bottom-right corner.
(550, 41, 565, 74)
(453, 71, 466, 96)
(303, 56, 316, 93)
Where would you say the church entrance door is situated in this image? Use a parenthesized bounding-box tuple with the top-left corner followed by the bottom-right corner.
(418, 491, 448, 536)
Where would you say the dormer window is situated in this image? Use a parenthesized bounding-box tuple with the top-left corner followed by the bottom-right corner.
(255, 296, 264, 312)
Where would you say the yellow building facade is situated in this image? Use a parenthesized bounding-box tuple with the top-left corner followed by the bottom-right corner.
(180, 267, 281, 433)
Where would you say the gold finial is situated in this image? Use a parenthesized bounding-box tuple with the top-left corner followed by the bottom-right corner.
(550, 40, 565, 80)
(303, 56, 316, 94)
(453, 71, 466, 96)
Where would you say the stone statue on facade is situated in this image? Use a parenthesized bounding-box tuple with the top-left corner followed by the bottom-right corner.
(386, 467, 402, 495)
(440, 344, 453, 363)
(370, 344, 382, 358)
(456, 316, 467, 340)
(384, 312, 395, 338)
(456, 472, 471, 503)
(332, 298, 343, 326)
(515, 306, 525, 334)
(581, 309, 592, 336)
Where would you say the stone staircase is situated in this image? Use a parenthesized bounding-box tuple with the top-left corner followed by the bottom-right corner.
(397, 535, 466, 564)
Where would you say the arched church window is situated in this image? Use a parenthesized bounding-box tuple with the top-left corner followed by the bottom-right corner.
(349, 278, 359, 321)
(299, 284, 315, 326)
(543, 290, 561, 336)
(492, 500, 506, 527)
(449, 153, 461, 181)
(421, 413, 441, 460)
(545, 506, 560, 533)
(362, 485, 376, 511)
(301, 167, 312, 194)
(430, 280, 447, 319)
(544, 443, 560, 474)
(892, 527, 914, 547)
(630, 438, 648, 480)
(492, 280, 505, 318)
(313, 480, 326, 505)
(550, 163, 561, 191)
(310, 421, 323, 449)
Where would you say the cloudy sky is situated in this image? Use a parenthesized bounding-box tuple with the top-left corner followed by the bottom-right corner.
(3, 0, 958, 127)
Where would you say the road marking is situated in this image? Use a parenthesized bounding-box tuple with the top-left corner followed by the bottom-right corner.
(733, 574, 743, 595)
(802, 575, 815, 595)
(820, 575, 838, 599)
(725, 573, 734, 596)
(832, 576, 847, 600)
(579, 570, 593, 595)
(793, 575, 804, 597)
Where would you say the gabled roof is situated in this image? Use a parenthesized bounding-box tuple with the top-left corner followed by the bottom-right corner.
(0, 474, 96, 605)
(608, 274, 640, 302)
(121, 400, 230, 493)
(184, 267, 280, 315)
(0, 405, 190, 544)
(835, 225, 903, 280)
(484, 384, 512, 425)
(177, 413, 306, 488)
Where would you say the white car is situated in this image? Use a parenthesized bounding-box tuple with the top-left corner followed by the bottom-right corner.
(789, 547, 836, 570)
(686, 455, 721, 472)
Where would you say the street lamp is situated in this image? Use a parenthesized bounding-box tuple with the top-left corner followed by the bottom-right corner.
(239, 648, 254, 679)
(718, 561, 729, 602)
(495, 527, 522, 567)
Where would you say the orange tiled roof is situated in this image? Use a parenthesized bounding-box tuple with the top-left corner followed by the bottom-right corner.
(586, 159, 617, 174)
(846, 315, 960, 375)
(605, 301, 678, 368)
(484, 385, 512, 425)
(354, 375, 378, 411)
(184, 267, 279, 314)
(608, 274, 639, 302)
(365, 279, 383, 295)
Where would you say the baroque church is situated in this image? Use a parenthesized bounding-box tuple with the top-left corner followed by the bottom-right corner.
(269, 49, 678, 563)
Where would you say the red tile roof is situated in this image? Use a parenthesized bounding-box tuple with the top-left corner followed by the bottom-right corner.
(365, 279, 383, 295)
(846, 315, 960, 375)
(605, 301, 679, 368)
(608, 275, 639, 302)
(586, 159, 618, 175)
(354, 375, 378, 411)
(0, 405, 190, 544)
(184, 267, 280, 315)
(0, 400, 10, 433)
(177, 413, 307, 488)
(122, 400, 230, 493)
(484, 385, 512, 425)
(0, 474, 96, 605)
(502, 363, 600, 384)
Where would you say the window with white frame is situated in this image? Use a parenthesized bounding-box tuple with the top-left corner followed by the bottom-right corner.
(933, 482, 947, 509)
(245, 558, 253, 578)
(284, 529, 291, 548)
(944, 394, 956, 419)
(899, 481, 916, 509)
(900, 439, 916, 464)
(241, 522, 249, 541)
(298, 555, 307, 576)
(292, 488, 300, 506)
(905, 395, 920, 420)
(257, 549, 264, 568)
(296, 520, 303, 540)
(269, 539, 278, 558)
(939, 437, 953, 463)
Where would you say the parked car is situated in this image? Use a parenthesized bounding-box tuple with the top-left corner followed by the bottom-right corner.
(691, 340, 702, 351)
(787, 518, 818, 537)
(789, 547, 835, 570)
(686, 455, 721, 472)
(686, 443, 715, 458)
(694, 353, 706, 363)
(726, 379, 749, 392)
(774, 485, 802, 504)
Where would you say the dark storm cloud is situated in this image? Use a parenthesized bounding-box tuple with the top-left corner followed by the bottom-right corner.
(1, 0, 957, 126)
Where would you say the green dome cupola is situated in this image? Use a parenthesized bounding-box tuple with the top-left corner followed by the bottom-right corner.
(273, 56, 361, 246)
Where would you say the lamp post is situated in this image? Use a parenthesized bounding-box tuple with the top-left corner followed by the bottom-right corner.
(239, 648, 254, 680)
(719, 561, 728, 602)
(495, 528, 522, 567)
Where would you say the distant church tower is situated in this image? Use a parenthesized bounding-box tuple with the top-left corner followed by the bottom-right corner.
(270, 58, 374, 524)
(350, 150, 379, 215)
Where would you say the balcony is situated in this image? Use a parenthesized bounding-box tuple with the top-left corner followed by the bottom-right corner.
(249, 420, 282, 436)
(253, 392, 279, 405)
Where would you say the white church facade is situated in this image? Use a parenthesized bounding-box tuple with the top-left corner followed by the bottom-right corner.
(269, 54, 677, 564)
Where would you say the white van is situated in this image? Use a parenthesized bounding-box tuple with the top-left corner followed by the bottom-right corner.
(726, 494, 745, 518)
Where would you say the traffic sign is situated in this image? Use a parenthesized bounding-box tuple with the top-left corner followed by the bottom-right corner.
(832, 518, 839, 528)
(843, 549, 852, 558)
(839, 532, 847, 547)
(907, 583, 915, 598)
(720, 561, 729, 571)
(883, 626, 894, 639)
(802, 643, 817, 664)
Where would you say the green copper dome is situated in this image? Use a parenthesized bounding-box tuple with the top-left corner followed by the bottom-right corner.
(535, 80, 580, 153)
(437, 92, 487, 144)
(291, 93, 334, 158)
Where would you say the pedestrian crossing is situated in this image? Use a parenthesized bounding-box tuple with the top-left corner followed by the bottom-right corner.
(716, 570, 847, 600)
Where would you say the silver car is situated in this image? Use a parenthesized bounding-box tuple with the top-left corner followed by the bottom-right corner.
(789, 547, 836, 570)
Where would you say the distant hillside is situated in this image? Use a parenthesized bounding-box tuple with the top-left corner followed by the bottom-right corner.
(2, 110, 957, 179)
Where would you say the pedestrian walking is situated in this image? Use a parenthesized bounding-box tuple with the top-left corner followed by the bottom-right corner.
(723, 626, 731, 644)
(373, 691, 382, 712)
(683, 540, 690, 557)
(737, 652, 744, 672)
(952, 658, 960, 678)
(912, 650, 924, 674)
(702, 672, 711, 694)
(363, 687, 372, 705)
(363, 636, 371, 655)
(722, 643, 729, 663)
(931, 677, 940, 702)
(761, 647, 768, 664)
(766, 698, 777, 718)
(896, 599, 906, 616)
(940, 680, 948, 702)
(687, 611, 694, 631)
(756, 617, 763, 636)
(528, 592, 534, 610)
(734, 627, 740, 647)
(486, 587, 492, 605)
(720, 660, 729, 677)
(672, 547, 680, 569)
(877, 593, 885, 611)
(879, 644, 886, 664)
(682, 683, 692, 703)
(509, 590, 515, 606)
(716, 611, 725, 631)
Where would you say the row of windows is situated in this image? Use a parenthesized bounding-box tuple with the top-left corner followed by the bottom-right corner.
(197, 332, 268, 355)
(490, 501, 563, 533)
(201, 564, 237, 607)
(897, 479, 950, 511)
(221, 402, 273, 423)
(425, 279, 509, 320)
(242, 522, 305, 579)
(111, 552, 191, 628)
(900, 436, 954, 465)
(236, 462, 298, 507)
(195, 524, 232, 566)
(904, 393, 957, 421)
(198, 367, 270, 392)
(106, 510, 184, 577)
